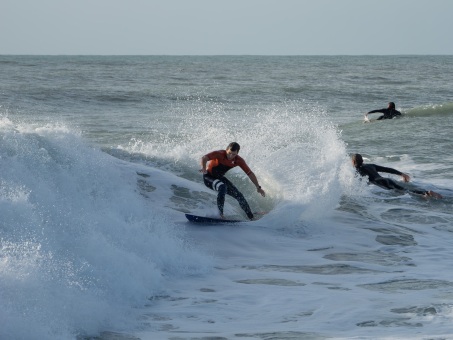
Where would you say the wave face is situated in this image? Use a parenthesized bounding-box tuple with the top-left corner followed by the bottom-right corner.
(0, 118, 210, 339)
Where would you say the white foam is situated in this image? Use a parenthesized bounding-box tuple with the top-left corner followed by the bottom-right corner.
(0, 121, 212, 339)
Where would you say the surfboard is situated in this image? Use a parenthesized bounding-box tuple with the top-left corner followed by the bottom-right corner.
(185, 213, 243, 224)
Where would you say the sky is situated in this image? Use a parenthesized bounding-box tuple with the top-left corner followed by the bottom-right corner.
(1, 0, 452, 55)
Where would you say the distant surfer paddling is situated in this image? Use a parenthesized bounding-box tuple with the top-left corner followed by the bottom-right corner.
(364, 102, 401, 122)
(351, 153, 442, 198)
(200, 142, 266, 220)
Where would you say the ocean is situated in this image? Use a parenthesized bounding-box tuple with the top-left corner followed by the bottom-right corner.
(1, 55, 453, 340)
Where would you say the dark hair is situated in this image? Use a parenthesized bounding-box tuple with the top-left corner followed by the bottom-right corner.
(227, 142, 240, 152)
(388, 102, 396, 109)
(351, 153, 363, 166)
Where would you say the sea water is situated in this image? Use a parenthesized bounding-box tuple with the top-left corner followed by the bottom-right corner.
(1, 55, 453, 339)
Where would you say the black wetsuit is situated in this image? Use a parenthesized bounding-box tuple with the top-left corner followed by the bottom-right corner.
(203, 175, 253, 219)
(355, 163, 427, 195)
(203, 150, 254, 219)
(368, 108, 401, 120)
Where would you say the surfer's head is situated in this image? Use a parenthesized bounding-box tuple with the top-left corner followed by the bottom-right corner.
(226, 142, 240, 160)
(388, 102, 396, 109)
(227, 142, 240, 152)
(351, 153, 363, 167)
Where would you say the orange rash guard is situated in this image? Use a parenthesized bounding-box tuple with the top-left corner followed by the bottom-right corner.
(205, 150, 252, 178)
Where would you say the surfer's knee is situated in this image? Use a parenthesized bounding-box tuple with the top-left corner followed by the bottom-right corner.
(209, 178, 226, 193)
(217, 182, 227, 195)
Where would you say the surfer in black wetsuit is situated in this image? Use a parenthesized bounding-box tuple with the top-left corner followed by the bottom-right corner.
(351, 153, 442, 198)
(365, 102, 401, 120)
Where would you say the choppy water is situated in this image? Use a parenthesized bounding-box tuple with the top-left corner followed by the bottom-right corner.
(1, 55, 453, 339)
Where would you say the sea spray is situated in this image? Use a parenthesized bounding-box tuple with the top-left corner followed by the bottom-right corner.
(119, 99, 349, 223)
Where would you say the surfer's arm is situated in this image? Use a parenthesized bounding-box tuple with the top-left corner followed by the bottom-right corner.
(247, 171, 266, 197)
(367, 109, 384, 115)
(364, 110, 381, 122)
(375, 165, 410, 182)
(200, 155, 210, 174)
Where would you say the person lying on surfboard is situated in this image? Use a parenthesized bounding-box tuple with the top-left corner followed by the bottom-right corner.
(351, 153, 442, 198)
(200, 142, 266, 220)
(364, 102, 401, 121)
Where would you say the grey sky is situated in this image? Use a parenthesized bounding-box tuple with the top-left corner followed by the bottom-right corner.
(2, 0, 452, 55)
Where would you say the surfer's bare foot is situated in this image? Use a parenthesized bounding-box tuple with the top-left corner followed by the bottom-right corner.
(426, 190, 443, 199)
(219, 213, 225, 219)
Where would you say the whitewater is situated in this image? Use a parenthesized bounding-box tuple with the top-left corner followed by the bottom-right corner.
(1, 55, 453, 339)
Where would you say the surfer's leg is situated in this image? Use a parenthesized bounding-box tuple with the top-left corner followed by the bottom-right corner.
(407, 188, 443, 198)
(203, 175, 227, 216)
(216, 183, 227, 216)
(372, 178, 442, 198)
(223, 178, 254, 220)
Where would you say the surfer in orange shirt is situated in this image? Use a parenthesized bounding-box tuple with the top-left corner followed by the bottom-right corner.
(200, 142, 265, 220)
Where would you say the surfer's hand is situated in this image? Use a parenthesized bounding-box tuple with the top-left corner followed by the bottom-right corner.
(257, 187, 266, 197)
(401, 173, 410, 182)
